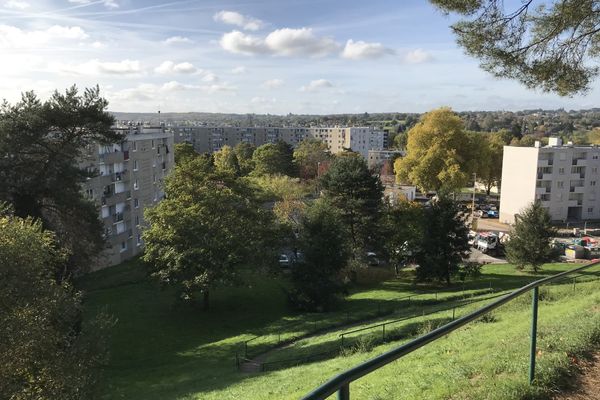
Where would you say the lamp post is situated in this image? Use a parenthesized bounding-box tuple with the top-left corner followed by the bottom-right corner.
(471, 172, 477, 224)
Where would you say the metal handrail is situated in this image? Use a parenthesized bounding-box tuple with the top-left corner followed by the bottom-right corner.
(302, 261, 600, 400)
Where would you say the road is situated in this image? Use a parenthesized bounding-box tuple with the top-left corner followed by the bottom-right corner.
(468, 247, 507, 264)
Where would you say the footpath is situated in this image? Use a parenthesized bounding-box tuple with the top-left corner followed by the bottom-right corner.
(554, 352, 600, 400)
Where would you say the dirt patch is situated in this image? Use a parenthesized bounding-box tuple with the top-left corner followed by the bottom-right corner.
(554, 352, 600, 400)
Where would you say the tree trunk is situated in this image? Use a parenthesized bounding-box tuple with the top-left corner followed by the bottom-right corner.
(203, 290, 210, 311)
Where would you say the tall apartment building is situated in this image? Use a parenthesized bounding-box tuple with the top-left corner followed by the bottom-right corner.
(500, 137, 600, 224)
(80, 125, 174, 269)
(172, 126, 385, 158)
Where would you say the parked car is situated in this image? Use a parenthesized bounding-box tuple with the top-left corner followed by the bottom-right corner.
(366, 252, 380, 266)
(279, 254, 290, 267)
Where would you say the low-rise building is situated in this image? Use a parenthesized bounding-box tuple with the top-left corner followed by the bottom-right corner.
(500, 137, 600, 223)
(367, 149, 405, 170)
(80, 125, 174, 269)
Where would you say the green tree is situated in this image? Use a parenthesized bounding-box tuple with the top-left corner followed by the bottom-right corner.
(233, 142, 256, 175)
(289, 200, 350, 311)
(414, 197, 470, 285)
(395, 108, 473, 193)
(0, 87, 119, 277)
(174, 143, 198, 164)
(470, 132, 505, 195)
(430, 0, 598, 95)
(252, 141, 295, 176)
(293, 138, 330, 179)
(0, 206, 112, 399)
(320, 153, 384, 254)
(382, 200, 424, 274)
(213, 145, 241, 176)
(143, 157, 278, 310)
(505, 201, 557, 272)
(393, 132, 408, 150)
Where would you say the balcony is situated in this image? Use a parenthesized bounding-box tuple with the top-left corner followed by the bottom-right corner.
(538, 159, 554, 167)
(112, 170, 128, 182)
(572, 158, 587, 166)
(113, 212, 124, 223)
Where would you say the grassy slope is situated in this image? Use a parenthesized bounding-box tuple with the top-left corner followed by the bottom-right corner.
(80, 262, 600, 400)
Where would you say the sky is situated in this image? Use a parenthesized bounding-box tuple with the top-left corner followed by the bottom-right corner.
(2, 0, 600, 114)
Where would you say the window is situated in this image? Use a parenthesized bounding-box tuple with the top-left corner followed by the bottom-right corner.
(557, 181, 564, 188)
(135, 215, 140, 226)
(594, 154, 599, 160)
(134, 179, 139, 190)
(592, 181, 597, 186)
(134, 198, 139, 208)
(589, 207, 594, 213)
(151, 139, 155, 149)
(153, 174, 157, 183)
(593, 167, 598, 174)
(133, 160, 138, 171)
(559, 167, 565, 175)
(120, 241, 127, 252)
(137, 234, 142, 246)
(132, 141, 137, 152)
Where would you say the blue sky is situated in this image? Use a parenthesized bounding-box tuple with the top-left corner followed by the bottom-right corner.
(2, 0, 600, 114)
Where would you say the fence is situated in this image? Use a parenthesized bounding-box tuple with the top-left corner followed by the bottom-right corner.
(301, 261, 600, 400)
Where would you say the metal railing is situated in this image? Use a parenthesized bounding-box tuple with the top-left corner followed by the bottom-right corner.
(302, 261, 600, 400)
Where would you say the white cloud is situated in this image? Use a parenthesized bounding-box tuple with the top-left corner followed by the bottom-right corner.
(220, 28, 339, 57)
(0, 24, 88, 48)
(4, 0, 30, 9)
(231, 66, 246, 74)
(68, 0, 119, 9)
(154, 61, 197, 74)
(265, 28, 338, 57)
(201, 72, 218, 82)
(263, 78, 284, 89)
(51, 59, 141, 76)
(213, 10, 264, 31)
(201, 83, 237, 93)
(342, 39, 393, 60)
(162, 36, 194, 45)
(91, 41, 106, 49)
(219, 30, 268, 55)
(300, 79, 333, 92)
(404, 49, 434, 64)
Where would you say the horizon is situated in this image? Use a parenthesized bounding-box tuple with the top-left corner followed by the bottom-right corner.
(4, 0, 600, 114)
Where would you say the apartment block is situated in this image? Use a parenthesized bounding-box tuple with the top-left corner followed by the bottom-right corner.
(80, 125, 174, 269)
(172, 126, 385, 158)
(499, 137, 600, 224)
(367, 149, 405, 170)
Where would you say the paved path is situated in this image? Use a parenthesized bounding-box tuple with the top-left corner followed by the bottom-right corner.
(553, 352, 600, 400)
(468, 248, 507, 264)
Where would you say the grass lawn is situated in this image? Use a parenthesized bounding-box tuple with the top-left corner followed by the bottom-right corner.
(80, 261, 600, 400)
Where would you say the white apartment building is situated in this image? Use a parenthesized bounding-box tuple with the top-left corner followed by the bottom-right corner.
(80, 125, 174, 269)
(500, 137, 600, 224)
(172, 126, 385, 158)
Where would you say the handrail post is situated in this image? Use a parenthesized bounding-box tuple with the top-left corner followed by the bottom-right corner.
(245, 342, 248, 359)
(382, 324, 386, 340)
(338, 383, 349, 400)
(529, 286, 539, 384)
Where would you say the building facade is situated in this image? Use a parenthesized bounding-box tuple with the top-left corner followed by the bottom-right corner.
(367, 149, 405, 170)
(500, 138, 600, 223)
(172, 126, 385, 158)
(80, 125, 174, 269)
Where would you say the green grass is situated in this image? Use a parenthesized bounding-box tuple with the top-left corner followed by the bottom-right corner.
(80, 261, 600, 400)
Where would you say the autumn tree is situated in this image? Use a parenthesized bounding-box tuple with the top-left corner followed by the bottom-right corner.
(470, 132, 505, 195)
(0, 206, 112, 399)
(395, 107, 474, 193)
(252, 141, 295, 176)
(293, 138, 331, 179)
(143, 156, 278, 310)
(430, 0, 600, 95)
(505, 201, 557, 272)
(174, 142, 198, 164)
(0, 86, 119, 277)
(213, 145, 241, 176)
(320, 153, 384, 254)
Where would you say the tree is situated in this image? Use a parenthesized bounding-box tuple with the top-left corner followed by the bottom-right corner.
(233, 142, 256, 175)
(505, 201, 557, 272)
(470, 132, 505, 195)
(430, 0, 599, 95)
(395, 108, 474, 193)
(289, 200, 350, 311)
(393, 132, 408, 150)
(293, 138, 330, 179)
(414, 197, 470, 285)
(213, 145, 241, 176)
(0, 86, 119, 277)
(252, 141, 295, 176)
(382, 200, 424, 274)
(0, 206, 112, 399)
(174, 142, 198, 164)
(319, 153, 384, 254)
(143, 157, 278, 310)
